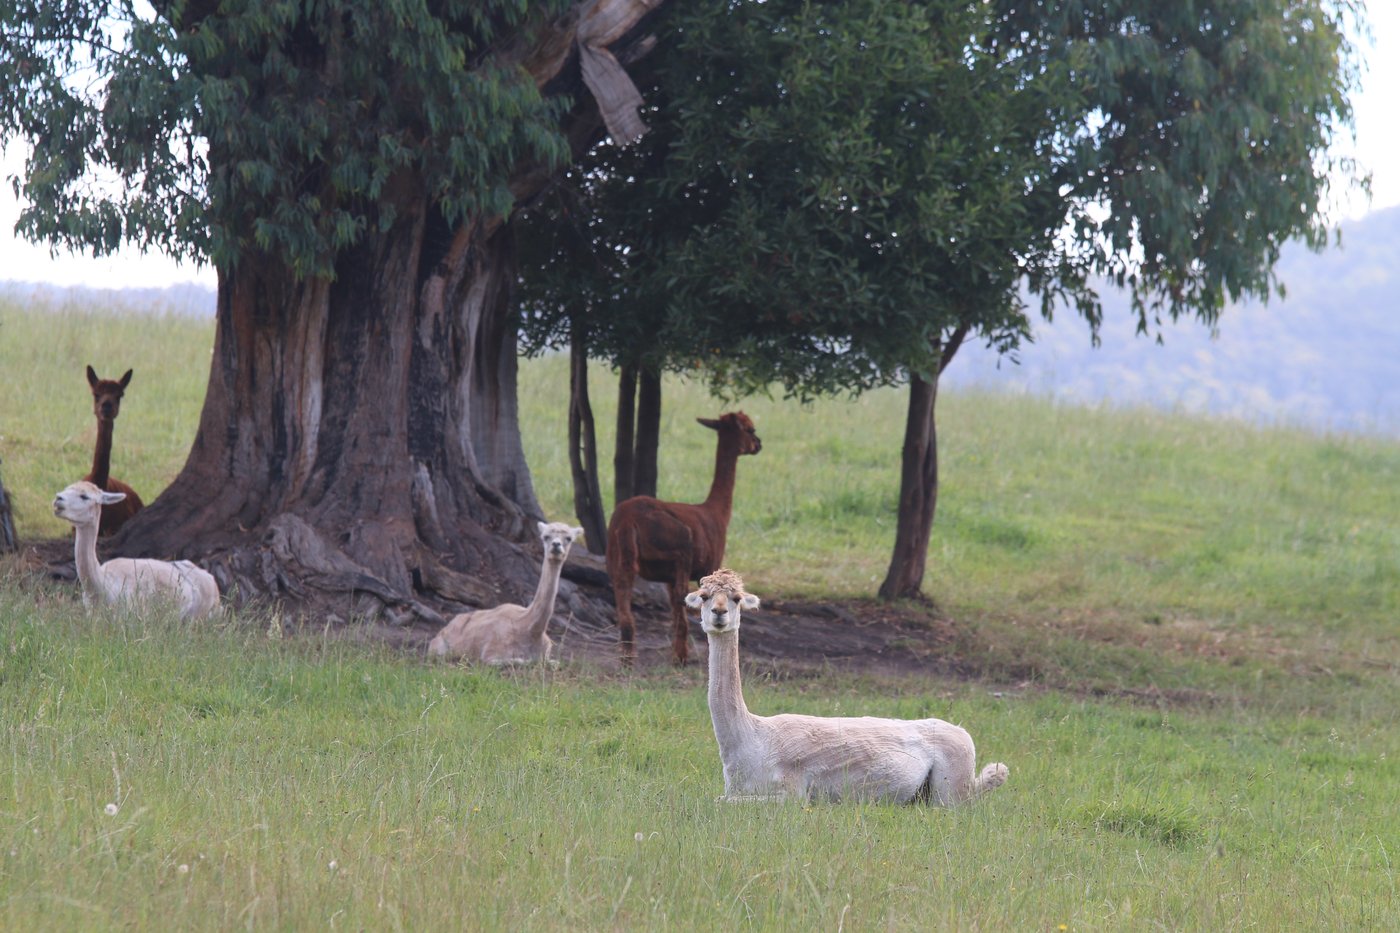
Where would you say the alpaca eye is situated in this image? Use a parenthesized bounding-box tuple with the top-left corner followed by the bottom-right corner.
(80, 494, 89, 501)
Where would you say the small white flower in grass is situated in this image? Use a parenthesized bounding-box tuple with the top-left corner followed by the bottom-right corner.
(328, 860, 338, 872)
(634, 832, 644, 842)
(177, 864, 189, 874)
(104, 803, 119, 816)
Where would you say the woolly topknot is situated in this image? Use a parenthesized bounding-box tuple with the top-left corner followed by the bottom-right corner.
(698, 568, 746, 597)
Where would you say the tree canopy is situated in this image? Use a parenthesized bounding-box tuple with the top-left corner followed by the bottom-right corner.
(2, 0, 574, 276)
(522, 0, 1365, 392)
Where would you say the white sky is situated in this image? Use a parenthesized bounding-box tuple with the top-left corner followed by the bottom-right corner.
(1, 5, 1397, 290)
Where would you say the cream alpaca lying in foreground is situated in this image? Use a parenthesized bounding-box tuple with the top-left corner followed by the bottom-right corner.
(688, 569, 1008, 805)
(428, 521, 583, 664)
(53, 481, 221, 621)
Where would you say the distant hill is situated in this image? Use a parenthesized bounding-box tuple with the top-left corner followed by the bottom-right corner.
(945, 206, 1400, 437)
(4, 206, 1398, 436)
(0, 280, 215, 317)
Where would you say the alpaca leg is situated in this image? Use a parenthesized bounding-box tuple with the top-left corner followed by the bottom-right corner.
(612, 577, 637, 667)
(972, 763, 1009, 798)
(668, 576, 691, 665)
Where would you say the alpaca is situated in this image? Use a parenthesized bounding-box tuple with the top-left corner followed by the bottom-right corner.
(607, 412, 761, 665)
(427, 521, 584, 664)
(53, 481, 221, 621)
(84, 365, 145, 536)
(687, 570, 1009, 805)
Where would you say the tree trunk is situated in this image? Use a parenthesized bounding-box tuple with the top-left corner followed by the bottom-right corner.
(0, 459, 16, 553)
(878, 325, 969, 602)
(878, 372, 939, 601)
(614, 363, 638, 503)
(568, 320, 608, 554)
(613, 363, 661, 505)
(108, 0, 666, 628)
(634, 366, 661, 499)
(119, 205, 535, 624)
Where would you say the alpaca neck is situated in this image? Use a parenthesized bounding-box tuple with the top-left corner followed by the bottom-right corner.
(89, 418, 114, 488)
(701, 438, 741, 517)
(71, 521, 106, 603)
(525, 555, 564, 639)
(706, 629, 755, 750)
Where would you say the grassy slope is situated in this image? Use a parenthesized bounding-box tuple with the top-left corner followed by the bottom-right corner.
(1, 299, 1398, 928)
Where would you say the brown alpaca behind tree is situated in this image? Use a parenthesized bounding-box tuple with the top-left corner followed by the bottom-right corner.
(83, 365, 144, 536)
(607, 411, 762, 665)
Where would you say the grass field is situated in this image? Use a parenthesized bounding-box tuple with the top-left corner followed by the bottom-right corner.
(2, 296, 1398, 928)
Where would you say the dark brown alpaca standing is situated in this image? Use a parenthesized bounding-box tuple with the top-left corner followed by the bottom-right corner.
(84, 366, 144, 536)
(607, 412, 762, 665)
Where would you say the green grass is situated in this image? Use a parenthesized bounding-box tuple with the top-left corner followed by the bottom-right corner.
(2, 592, 1396, 930)
(2, 297, 1399, 928)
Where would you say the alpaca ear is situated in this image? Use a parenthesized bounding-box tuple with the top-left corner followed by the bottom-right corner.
(86, 365, 99, 387)
(685, 591, 704, 608)
(100, 491, 127, 505)
(571, 527, 584, 539)
(697, 417, 721, 430)
(537, 521, 548, 536)
(739, 593, 760, 610)
(118, 369, 133, 388)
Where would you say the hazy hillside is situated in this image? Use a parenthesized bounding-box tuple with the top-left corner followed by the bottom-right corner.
(5, 206, 1397, 435)
(0, 280, 214, 317)
(946, 206, 1400, 436)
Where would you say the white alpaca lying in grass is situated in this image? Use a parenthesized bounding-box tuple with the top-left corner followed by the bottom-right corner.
(428, 521, 583, 664)
(53, 481, 221, 621)
(688, 569, 1009, 805)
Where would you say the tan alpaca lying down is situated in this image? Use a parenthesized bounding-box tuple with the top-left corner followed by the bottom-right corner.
(53, 482, 220, 621)
(689, 569, 1008, 805)
(428, 521, 583, 664)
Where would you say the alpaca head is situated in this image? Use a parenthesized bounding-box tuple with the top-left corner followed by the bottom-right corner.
(54, 481, 128, 528)
(86, 366, 133, 422)
(537, 521, 584, 563)
(697, 411, 762, 457)
(686, 569, 760, 635)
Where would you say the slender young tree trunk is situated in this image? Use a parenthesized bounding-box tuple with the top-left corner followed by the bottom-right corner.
(613, 363, 661, 505)
(634, 367, 661, 499)
(878, 325, 969, 601)
(568, 320, 608, 554)
(614, 363, 638, 503)
(878, 373, 940, 601)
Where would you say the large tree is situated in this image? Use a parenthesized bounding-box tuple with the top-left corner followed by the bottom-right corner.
(517, 0, 1366, 599)
(1, 0, 665, 622)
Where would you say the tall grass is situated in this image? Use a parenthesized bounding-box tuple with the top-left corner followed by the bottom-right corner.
(1, 589, 1395, 929)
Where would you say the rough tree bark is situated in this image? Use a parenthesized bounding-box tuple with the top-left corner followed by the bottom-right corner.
(568, 318, 609, 554)
(878, 324, 970, 602)
(113, 0, 667, 627)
